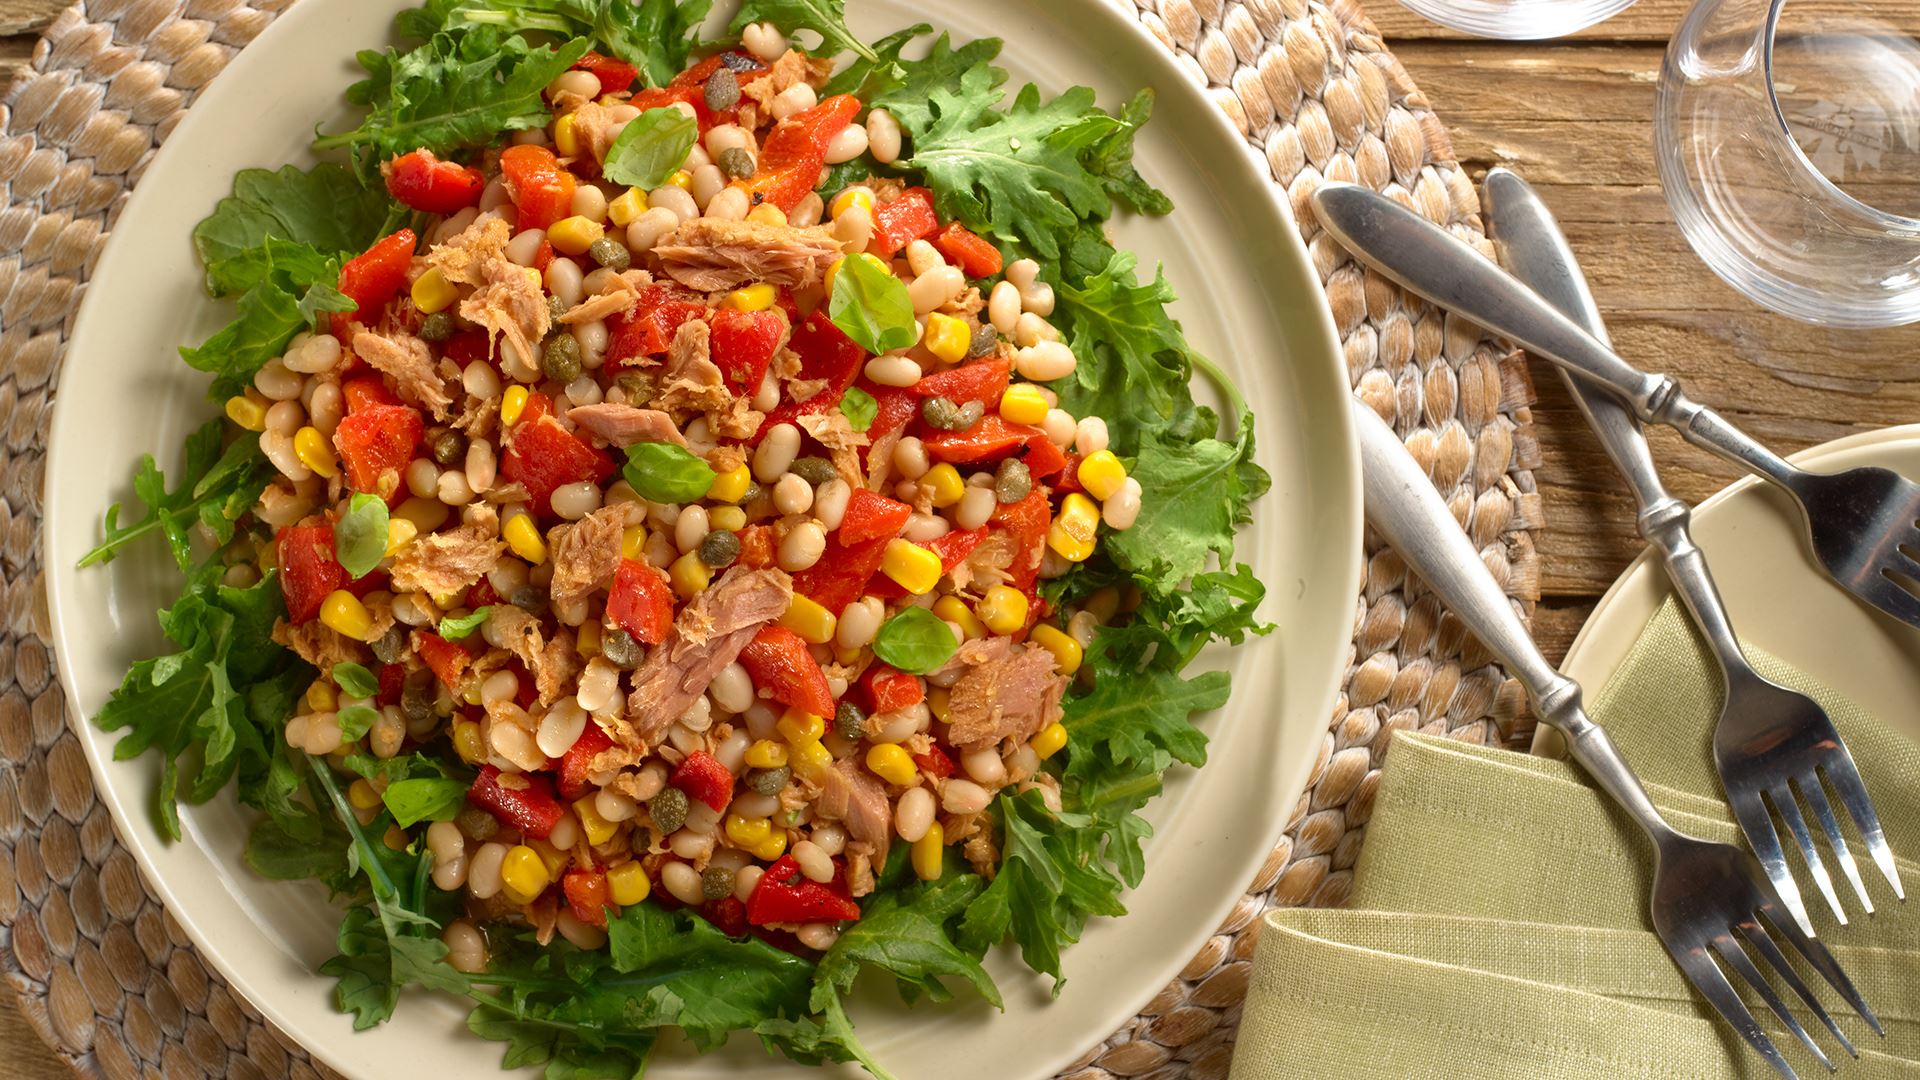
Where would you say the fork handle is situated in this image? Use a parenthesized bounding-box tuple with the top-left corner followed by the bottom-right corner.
(1354, 399, 1676, 840)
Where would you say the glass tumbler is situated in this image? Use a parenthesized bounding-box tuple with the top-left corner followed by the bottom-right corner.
(1392, 0, 1635, 39)
(1657, 0, 1920, 328)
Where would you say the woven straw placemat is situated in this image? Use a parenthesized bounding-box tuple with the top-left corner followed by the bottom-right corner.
(0, 0, 1539, 1076)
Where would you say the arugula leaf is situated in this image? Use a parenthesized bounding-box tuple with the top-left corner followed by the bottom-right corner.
(331, 661, 380, 699)
(602, 107, 698, 189)
(335, 493, 390, 578)
(1062, 664, 1221, 777)
(450, 0, 711, 88)
(382, 777, 468, 827)
(80, 420, 273, 570)
(727, 0, 877, 63)
(829, 252, 917, 354)
(871, 607, 956, 674)
(603, 902, 820, 1052)
(1083, 88, 1173, 216)
(853, 31, 1004, 136)
(1103, 412, 1268, 594)
(245, 812, 353, 881)
(812, 874, 998, 1009)
(838, 386, 877, 432)
(179, 249, 355, 401)
(623, 442, 716, 503)
(1052, 249, 1193, 445)
(193, 164, 399, 295)
(438, 606, 493, 641)
(820, 22, 932, 97)
(958, 789, 1126, 987)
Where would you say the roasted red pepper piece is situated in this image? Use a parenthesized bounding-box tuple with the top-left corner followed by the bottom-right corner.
(415, 631, 472, 688)
(791, 535, 890, 614)
(340, 375, 400, 413)
(925, 526, 987, 571)
(911, 355, 1009, 406)
(467, 765, 565, 839)
(862, 384, 919, 460)
(992, 488, 1052, 594)
(912, 743, 955, 779)
(708, 307, 786, 393)
(384, 149, 484, 214)
(443, 328, 491, 366)
(754, 306, 868, 438)
(701, 896, 748, 937)
(1051, 450, 1085, 493)
(1022, 432, 1071, 479)
(931, 221, 1003, 278)
(670, 750, 735, 813)
(741, 94, 861, 211)
(605, 559, 674, 645)
(739, 625, 836, 718)
(870, 187, 940, 259)
(837, 488, 913, 544)
(923, 414, 1047, 464)
(736, 523, 775, 569)
(332, 402, 424, 497)
(558, 722, 615, 801)
(859, 663, 924, 714)
(499, 415, 617, 517)
(630, 52, 768, 130)
(275, 522, 347, 624)
(376, 663, 407, 707)
(331, 228, 416, 337)
(747, 854, 862, 926)
(607, 285, 707, 365)
(571, 51, 637, 95)
(500, 144, 576, 231)
(562, 867, 611, 927)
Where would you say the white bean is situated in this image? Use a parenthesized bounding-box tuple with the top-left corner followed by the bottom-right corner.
(284, 332, 340, 374)
(627, 206, 681, 252)
(482, 670, 520, 705)
(556, 911, 607, 951)
(905, 240, 943, 278)
(705, 124, 751, 155)
(986, 281, 1022, 334)
(954, 485, 997, 530)
(833, 204, 874, 253)
(902, 512, 949, 543)
(308, 381, 343, 437)
(689, 163, 726, 209)
(812, 478, 851, 531)
(490, 717, 545, 772)
(1075, 416, 1110, 455)
(754, 422, 802, 482)
(674, 504, 709, 553)
(770, 83, 817, 122)
(1015, 341, 1078, 382)
(872, 702, 929, 744)
(792, 840, 835, 883)
(744, 702, 781, 742)
(551, 481, 602, 520)
(1103, 476, 1143, 530)
(772, 473, 813, 516)
(715, 727, 751, 772)
(463, 439, 497, 494)
(1006, 259, 1040, 289)
(941, 778, 993, 815)
(734, 865, 765, 903)
(480, 179, 512, 212)
(467, 843, 508, 899)
(823, 122, 868, 164)
(254, 358, 302, 401)
(571, 185, 609, 223)
(907, 265, 965, 315)
(595, 787, 637, 823)
(669, 828, 715, 862)
(548, 812, 580, 851)
(537, 699, 589, 757)
(789, 192, 824, 228)
(1042, 408, 1078, 448)
(892, 436, 930, 480)
(431, 207, 479, 245)
(264, 399, 305, 436)
(742, 21, 787, 60)
(836, 597, 884, 649)
(866, 108, 902, 165)
(709, 662, 755, 714)
(565, 374, 602, 407)
(704, 186, 750, 221)
(797, 923, 840, 951)
(894, 786, 936, 843)
(506, 228, 547, 266)
(463, 360, 503, 400)
(572, 321, 609, 370)
(644, 529, 676, 569)
(752, 370, 781, 412)
(630, 761, 670, 802)
(259, 431, 311, 482)
(731, 792, 780, 819)
(962, 747, 1008, 786)
(371, 707, 406, 760)
(658, 861, 703, 904)
(427, 820, 468, 891)
(666, 721, 703, 754)
(778, 521, 826, 571)
(443, 919, 487, 973)
(437, 469, 475, 507)
(1014, 311, 1059, 348)
(547, 69, 601, 102)
(545, 257, 585, 307)
(679, 694, 713, 734)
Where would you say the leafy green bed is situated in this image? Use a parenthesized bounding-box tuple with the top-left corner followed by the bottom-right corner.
(80, 1, 1273, 1076)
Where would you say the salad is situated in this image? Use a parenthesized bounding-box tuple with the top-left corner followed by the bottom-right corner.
(79, 1, 1272, 1076)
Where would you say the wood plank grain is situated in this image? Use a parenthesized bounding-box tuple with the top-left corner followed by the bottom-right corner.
(1366, 0, 1915, 42)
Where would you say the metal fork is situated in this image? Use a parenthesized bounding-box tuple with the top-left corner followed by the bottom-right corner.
(1481, 168, 1903, 936)
(1311, 180, 1906, 921)
(1352, 398, 1881, 1079)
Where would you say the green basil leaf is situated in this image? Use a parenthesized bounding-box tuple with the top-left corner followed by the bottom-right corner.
(331, 661, 380, 699)
(602, 107, 699, 190)
(623, 442, 716, 503)
(829, 253, 918, 354)
(872, 606, 957, 674)
(438, 606, 493, 641)
(334, 493, 390, 579)
(336, 704, 380, 742)
(839, 386, 878, 433)
(381, 777, 469, 828)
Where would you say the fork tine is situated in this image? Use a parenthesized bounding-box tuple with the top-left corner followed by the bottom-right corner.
(1730, 787, 1816, 937)
(1771, 784, 1848, 925)
(1710, 933, 1834, 1071)
(1862, 571, 1920, 628)
(1738, 918, 1856, 1058)
(1673, 943, 1801, 1080)
(1821, 756, 1905, 901)
(1796, 774, 1874, 916)
(1759, 897, 1885, 1037)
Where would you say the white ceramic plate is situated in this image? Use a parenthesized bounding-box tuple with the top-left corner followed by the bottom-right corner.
(1549, 427, 1920, 752)
(41, 2, 1360, 1077)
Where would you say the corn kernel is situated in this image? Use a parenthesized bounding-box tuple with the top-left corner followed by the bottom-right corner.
(607, 861, 651, 906)
(1029, 623, 1083, 676)
(501, 385, 530, 427)
(977, 584, 1030, 636)
(410, 267, 458, 314)
(553, 112, 581, 157)
(830, 187, 875, 220)
(744, 740, 789, 769)
(384, 824, 410, 851)
(548, 215, 605, 256)
(225, 395, 267, 432)
(1076, 450, 1127, 501)
(607, 187, 647, 227)
(781, 594, 838, 645)
(753, 831, 788, 861)
(922, 463, 964, 508)
(923, 312, 970, 365)
(933, 595, 984, 640)
(384, 518, 418, 558)
(667, 169, 693, 190)
(501, 845, 551, 904)
(576, 619, 602, 657)
(998, 384, 1049, 426)
(574, 797, 617, 846)
(669, 551, 711, 599)
(621, 524, 647, 561)
(294, 426, 338, 479)
(777, 710, 826, 745)
(452, 719, 485, 763)
(926, 686, 950, 723)
(789, 738, 833, 780)
(1047, 492, 1100, 563)
(725, 814, 773, 847)
(530, 838, 569, 877)
(833, 644, 862, 667)
(348, 779, 383, 810)
(865, 743, 918, 786)
(723, 282, 777, 312)
(1031, 721, 1068, 759)
(319, 590, 374, 640)
(396, 497, 450, 534)
(881, 538, 942, 595)
(709, 505, 747, 532)
(747, 202, 789, 227)
(912, 822, 944, 881)
(525, 267, 544, 289)
(305, 679, 337, 713)
(504, 514, 548, 565)
(707, 464, 751, 503)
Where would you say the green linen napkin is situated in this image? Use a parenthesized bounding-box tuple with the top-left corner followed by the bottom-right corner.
(1231, 598, 1920, 1079)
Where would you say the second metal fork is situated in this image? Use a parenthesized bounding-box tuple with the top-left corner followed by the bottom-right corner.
(1482, 168, 1904, 936)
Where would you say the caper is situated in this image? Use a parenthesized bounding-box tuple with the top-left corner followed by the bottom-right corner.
(542, 333, 583, 383)
(588, 237, 631, 272)
(509, 585, 548, 613)
(602, 627, 644, 670)
(719, 51, 759, 72)
(400, 670, 436, 724)
(717, 146, 756, 181)
(614, 370, 656, 403)
(704, 67, 740, 112)
(701, 864, 736, 900)
(547, 295, 569, 321)
(791, 456, 838, 486)
(455, 804, 499, 842)
(834, 700, 867, 741)
(630, 825, 655, 855)
(648, 787, 689, 835)
(954, 400, 985, 429)
(739, 480, 764, 505)
(697, 529, 741, 568)
(370, 624, 407, 664)
(968, 321, 998, 357)
(921, 396, 965, 431)
(418, 311, 455, 343)
(994, 457, 1032, 504)
(430, 429, 468, 467)
(747, 766, 791, 796)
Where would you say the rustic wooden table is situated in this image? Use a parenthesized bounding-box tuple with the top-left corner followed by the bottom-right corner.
(3, 0, 1915, 1074)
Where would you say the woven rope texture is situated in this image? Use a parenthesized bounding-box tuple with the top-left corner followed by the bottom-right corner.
(0, 0, 1541, 1077)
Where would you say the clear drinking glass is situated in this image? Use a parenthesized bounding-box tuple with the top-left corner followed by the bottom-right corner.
(1392, 0, 1636, 40)
(1656, 0, 1920, 328)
